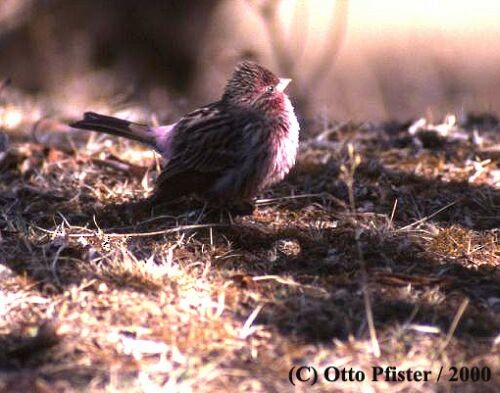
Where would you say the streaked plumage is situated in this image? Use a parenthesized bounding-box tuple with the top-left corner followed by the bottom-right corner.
(71, 61, 300, 208)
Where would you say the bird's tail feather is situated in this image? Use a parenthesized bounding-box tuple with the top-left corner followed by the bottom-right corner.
(70, 112, 155, 146)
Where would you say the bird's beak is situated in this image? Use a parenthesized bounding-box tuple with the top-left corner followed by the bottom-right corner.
(276, 78, 292, 92)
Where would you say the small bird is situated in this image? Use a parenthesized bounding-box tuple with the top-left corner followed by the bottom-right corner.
(71, 61, 300, 211)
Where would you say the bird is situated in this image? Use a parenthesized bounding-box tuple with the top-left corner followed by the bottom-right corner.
(70, 61, 300, 213)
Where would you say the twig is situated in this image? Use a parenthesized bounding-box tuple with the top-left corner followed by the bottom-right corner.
(355, 231, 381, 358)
(389, 198, 398, 227)
(343, 143, 380, 357)
(104, 214, 182, 232)
(253, 275, 328, 296)
(256, 193, 324, 204)
(438, 297, 469, 356)
(256, 192, 347, 207)
(307, 0, 349, 90)
(50, 244, 65, 286)
(253, 275, 301, 286)
(397, 199, 460, 231)
(239, 304, 264, 339)
(35, 223, 233, 239)
(91, 157, 147, 177)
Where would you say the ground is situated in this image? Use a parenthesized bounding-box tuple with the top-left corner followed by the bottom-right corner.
(0, 109, 498, 392)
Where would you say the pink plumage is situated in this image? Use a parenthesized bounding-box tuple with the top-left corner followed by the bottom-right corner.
(71, 61, 300, 210)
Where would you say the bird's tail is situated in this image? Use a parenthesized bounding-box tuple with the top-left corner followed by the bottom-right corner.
(70, 112, 155, 146)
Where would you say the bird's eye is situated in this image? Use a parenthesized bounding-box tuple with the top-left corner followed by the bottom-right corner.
(266, 85, 275, 93)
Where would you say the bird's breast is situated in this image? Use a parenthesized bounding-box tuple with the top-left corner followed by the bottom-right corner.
(266, 96, 300, 185)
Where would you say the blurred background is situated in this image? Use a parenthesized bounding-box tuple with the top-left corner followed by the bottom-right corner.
(1, 0, 500, 126)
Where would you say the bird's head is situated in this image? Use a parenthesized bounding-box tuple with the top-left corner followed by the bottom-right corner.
(223, 61, 291, 114)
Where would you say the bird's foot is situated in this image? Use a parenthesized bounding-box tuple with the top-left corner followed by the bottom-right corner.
(228, 201, 256, 216)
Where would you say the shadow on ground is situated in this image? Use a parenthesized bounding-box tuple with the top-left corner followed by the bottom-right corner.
(0, 124, 498, 382)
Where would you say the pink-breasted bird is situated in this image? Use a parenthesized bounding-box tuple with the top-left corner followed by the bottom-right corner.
(70, 61, 300, 210)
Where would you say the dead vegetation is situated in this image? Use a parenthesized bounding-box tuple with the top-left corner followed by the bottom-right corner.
(0, 105, 498, 392)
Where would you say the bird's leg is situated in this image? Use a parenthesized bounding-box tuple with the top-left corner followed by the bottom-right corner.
(194, 201, 208, 223)
(208, 199, 256, 224)
(224, 208, 235, 225)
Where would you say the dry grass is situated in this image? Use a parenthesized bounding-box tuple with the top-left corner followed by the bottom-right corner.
(0, 107, 498, 392)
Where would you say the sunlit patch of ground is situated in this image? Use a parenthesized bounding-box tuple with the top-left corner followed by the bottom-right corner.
(0, 107, 498, 392)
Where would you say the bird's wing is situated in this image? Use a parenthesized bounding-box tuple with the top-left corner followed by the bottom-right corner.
(153, 103, 263, 201)
(164, 103, 256, 175)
